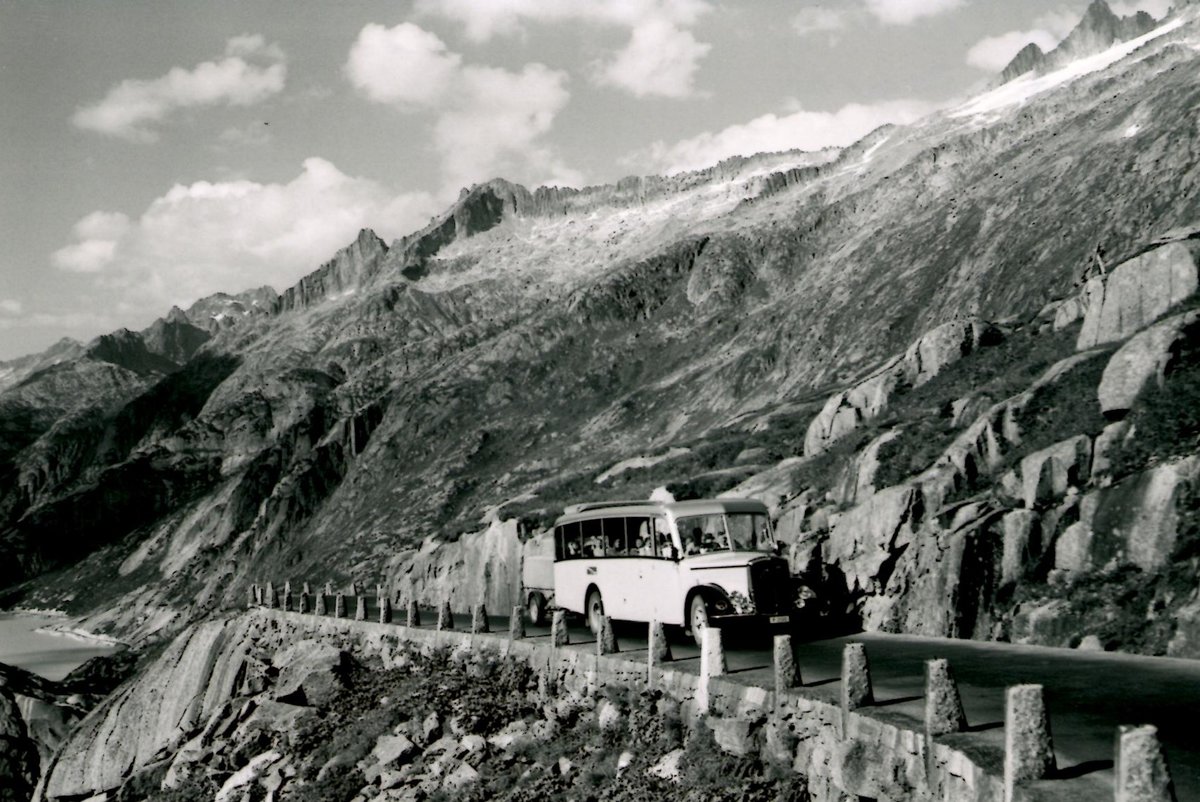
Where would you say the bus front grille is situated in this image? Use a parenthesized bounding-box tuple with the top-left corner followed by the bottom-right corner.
(750, 557, 790, 615)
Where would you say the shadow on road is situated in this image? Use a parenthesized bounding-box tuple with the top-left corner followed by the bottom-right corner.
(874, 694, 922, 708)
(967, 720, 1003, 733)
(1056, 759, 1113, 780)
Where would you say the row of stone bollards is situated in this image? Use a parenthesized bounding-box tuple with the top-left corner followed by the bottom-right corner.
(248, 584, 1176, 801)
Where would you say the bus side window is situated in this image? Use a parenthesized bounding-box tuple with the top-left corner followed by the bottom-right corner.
(560, 522, 582, 559)
(555, 525, 565, 561)
(652, 518, 673, 558)
(627, 517, 653, 556)
(581, 518, 604, 557)
(604, 518, 628, 556)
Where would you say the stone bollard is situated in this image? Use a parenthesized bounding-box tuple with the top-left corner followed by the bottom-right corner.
(1004, 684, 1056, 798)
(648, 620, 671, 674)
(773, 634, 801, 696)
(551, 610, 569, 646)
(472, 603, 490, 634)
(509, 606, 525, 640)
(925, 659, 967, 736)
(265, 581, 277, 609)
(379, 597, 392, 624)
(302, 581, 311, 596)
(355, 595, 367, 621)
(352, 581, 361, 596)
(1116, 725, 1176, 802)
(335, 592, 346, 618)
(406, 599, 421, 628)
(254, 584, 264, 605)
(283, 580, 291, 598)
(597, 615, 619, 655)
(437, 599, 454, 631)
(315, 592, 327, 616)
(246, 585, 256, 609)
(701, 626, 727, 678)
(841, 642, 874, 713)
(282, 588, 292, 612)
(299, 592, 309, 614)
(323, 581, 333, 596)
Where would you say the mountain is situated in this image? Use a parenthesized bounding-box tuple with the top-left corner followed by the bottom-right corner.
(3, 9, 1200, 661)
(998, 0, 1159, 83)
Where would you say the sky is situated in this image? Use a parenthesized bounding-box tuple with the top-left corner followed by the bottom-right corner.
(0, 0, 1174, 360)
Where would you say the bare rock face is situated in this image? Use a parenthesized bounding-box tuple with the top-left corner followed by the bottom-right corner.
(272, 640, 349, 707)
(824, 484, 923, 597)
(0, 684, 39, 802)
(1018, 435, 1093, 509)
(1098, 310, 1200, 415)
(1078, 242, 1199, 350)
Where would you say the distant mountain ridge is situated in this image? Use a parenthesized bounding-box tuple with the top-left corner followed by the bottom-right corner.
(999, 0, 1159, 84)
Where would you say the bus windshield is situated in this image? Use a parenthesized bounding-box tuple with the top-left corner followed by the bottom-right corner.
(678, 513, 773, 555)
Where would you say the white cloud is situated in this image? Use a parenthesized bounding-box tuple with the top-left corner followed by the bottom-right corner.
(864, 0, 963, 25)
(641, 99, 939, 174)
(792, 7, 849, 36)
(597, 18, 710, 98)
(417, 0, 712, 98)
(0, 299, 21, 315)
(72, 35, 286, 142)
(52, 159, 437, 310)
(346, 23, 576, 192)
(1110, 0, 1171, 18)
(345, 22, 462, 106)
(964, 9, 1081, 73)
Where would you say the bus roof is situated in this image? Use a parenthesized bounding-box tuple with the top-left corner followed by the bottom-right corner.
(555, 497, 767, 526)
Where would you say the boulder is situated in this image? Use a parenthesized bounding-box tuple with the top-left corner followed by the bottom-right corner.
(1077, 241, 1198, 349)
(1090, 420, 1131, 480)
(214, 750, 281, 802)
(824, 485, 923, 596)
(903, 317, 1000, 387)
(273, 640, 349, 707)
(647, 748, 684, 783)
(372, 733, 418, 767)
(1167, 595, 1200, 658)
(1097, 310, 1200, 414)
(442, 762, 479, 791)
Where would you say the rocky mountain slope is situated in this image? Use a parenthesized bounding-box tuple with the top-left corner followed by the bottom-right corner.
(2, 4, 1200, 665)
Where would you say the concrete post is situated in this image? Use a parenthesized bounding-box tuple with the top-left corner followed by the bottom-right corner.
(472, 603, 490, 634)
(701, 626, 727, 678)
(597, 615, 618, 655)
(841, 642, 874, 713)
(254, 584, 263, 605)
(437, 599, 454, 630)
(323, 581, 333, 596)
(774, 634, 801, 696)
(352, 581, 361, 596)
(925, 659, 967, 736)
(265, 582, 277, 609)
(1004, 684, 1056, 799)
(302, 581, 311, 596)
(406, 599, 421, 628)
(1116, 725, 1176, 802)
(355, 594, 367, 621)
(551, 610, 569, 646)
(379, 596, 392, 624)
(298, 592, 309, 615)
(648, 620, 671, 674)
(315, 592, 327, 616)
(283, 580, 291, 598)
(246, 585, 256, 609)
(282, 588, 292, 612)
(509, 605, 525, 640)
(334, 592, 346, 618)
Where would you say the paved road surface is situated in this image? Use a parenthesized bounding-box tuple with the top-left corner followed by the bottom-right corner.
(339, 600, 1200, 800)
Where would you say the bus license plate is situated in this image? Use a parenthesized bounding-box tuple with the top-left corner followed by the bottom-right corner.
(769, 615, 789, 625)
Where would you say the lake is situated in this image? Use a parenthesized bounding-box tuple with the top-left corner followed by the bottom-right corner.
(0, 612, 120, 681)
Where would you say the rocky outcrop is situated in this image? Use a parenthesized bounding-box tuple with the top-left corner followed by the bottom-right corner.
(275, 229, 388, 313)
(1077, 241, 1199, 350)
(0, 685, 39, 802)
(1097, 309, 1200, 414)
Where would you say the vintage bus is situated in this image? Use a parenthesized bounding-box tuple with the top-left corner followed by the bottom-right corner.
(523, 498, 792, 645)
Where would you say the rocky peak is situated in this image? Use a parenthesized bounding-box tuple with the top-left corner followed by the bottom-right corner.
(85, 328, 180, 376)
(275, 228, 389, 313)
(999, 42, 1048, 83)
(140, 310, 211, 366)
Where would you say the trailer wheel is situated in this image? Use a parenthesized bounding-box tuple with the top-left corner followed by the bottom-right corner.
(526, 592, 548, 626)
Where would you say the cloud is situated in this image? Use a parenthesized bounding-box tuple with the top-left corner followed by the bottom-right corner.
(346, 23, 576, 192)
(0, 300, 21, 316)
(72, 35, 286, 142)
(792, 7, 849, 36)
(1110, 0, 1171, 17)
(964, 9, 1081, 73)
(416, 0, 713, 98)
(640, 99, 939, 174)
(863, 0, 964, 25)
(52, 159, 438, 310)
(216, 123, 272, 148)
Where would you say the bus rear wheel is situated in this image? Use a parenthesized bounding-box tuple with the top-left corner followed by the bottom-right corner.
(585, 588, 604, 636)
(526, 592, 547, 627)
(688, 594, 709, 648)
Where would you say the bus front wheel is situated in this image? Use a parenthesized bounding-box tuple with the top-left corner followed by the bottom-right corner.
(688, 594, 709, 648)
(526, 592, 547, 627)
(585, 588, 604, 636)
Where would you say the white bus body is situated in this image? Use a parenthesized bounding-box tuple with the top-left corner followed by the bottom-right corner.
(542, 498, 791, 643)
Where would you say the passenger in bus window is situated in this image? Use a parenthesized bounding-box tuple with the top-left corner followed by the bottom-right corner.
(635, 536, 653, 556)
(688, 527, 704, 555)
(566, 540, 580, 559)
(609, 533, 625, 556)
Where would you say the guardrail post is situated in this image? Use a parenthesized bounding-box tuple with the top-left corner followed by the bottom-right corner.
(648, 620, 671, 675)
(246, 585, 256, 609)
(283, 580, 292, 600)
(282, 586, 292, 612)
(597, 615, 618, 655)
(323, 581, 333, 597)
(509, 606, 525, 640)
(379, 596, 392, 624)
(437, 599, 454, 630)
(298, 592, 309, 615)
(1004, 684, 1056, 800)
(925, 658, 967, 736)
(773, 634, 801, 696)
(334, 592, 346, 618)
(302, 581, 311, 596)
(265, 581, 277, 609)
(841, 642, 873, 714)
(406, 599, 421, 628)
(551, 610, 569, 646)
(472, 603, 490, 633)
(315, 592, 327, 616)
(355, 594, 367, 621)
(1116, 724, 1176, 802)
(701, 626, 726, 677)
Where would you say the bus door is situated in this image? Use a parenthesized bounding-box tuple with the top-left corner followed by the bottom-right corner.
(633, 516, 683, 626)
